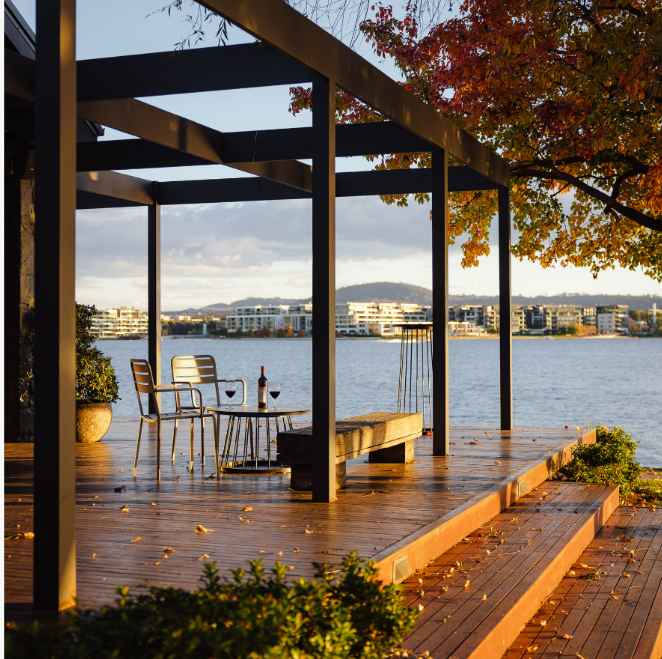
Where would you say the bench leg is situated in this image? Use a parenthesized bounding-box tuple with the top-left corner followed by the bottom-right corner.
(290, 462, 346, 491)
(368, 439, 415, 464)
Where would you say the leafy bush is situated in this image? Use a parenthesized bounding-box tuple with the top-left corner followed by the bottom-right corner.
(76, 304, 119, 404)
(559, 426, 641, 498)
(6, 553, 417, 659)
(17, 304, 119, 408)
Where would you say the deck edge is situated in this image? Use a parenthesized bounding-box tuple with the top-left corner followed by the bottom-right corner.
(468, 483, 619, 659)
(373, 428, 596, 584)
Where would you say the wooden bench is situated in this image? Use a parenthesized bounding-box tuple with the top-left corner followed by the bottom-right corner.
(277, 411, 423, 490)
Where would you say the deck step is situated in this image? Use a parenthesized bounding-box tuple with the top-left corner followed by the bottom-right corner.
(506, 504, 662, 659)
(401, 481, 619, 658)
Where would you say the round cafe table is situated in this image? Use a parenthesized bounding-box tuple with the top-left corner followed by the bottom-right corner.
(208, 405, 309, 473)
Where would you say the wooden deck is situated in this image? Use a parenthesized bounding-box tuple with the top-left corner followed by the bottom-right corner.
(5, 419, 591, 613)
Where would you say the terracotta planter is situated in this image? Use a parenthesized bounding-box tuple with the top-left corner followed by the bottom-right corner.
(76, 402, 113, 443)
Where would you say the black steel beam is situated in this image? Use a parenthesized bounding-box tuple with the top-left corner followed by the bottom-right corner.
(498, 186, 513, 431)
(33, 0, 77, 613)
(311, 76, 337, 503)
(76, 171, 154, 206)
(77, 123, 431, 170)
(77, 43, 313, 100)
(148, 202, 161, 415)
(431, 147, 450, 456)
(77, 98, 312, 193)
(200, 0, 509, 186)
(78, 123, 501, 188)
(156, 177, 303, 205)
(151, 167, 493, 207)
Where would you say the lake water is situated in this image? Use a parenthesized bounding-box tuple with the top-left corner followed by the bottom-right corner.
(99, 337, 662, 466)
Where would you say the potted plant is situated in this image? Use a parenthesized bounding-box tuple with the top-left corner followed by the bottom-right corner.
(75, 304, 119, 443)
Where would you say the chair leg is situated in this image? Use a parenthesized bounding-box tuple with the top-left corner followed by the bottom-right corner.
(188, 419, 195, 472)
(156, 420, 161, 481)
(213, 416, 220, 479)
(171, 420, 178, 464)
(200, 415, 205, 470)
(133, 418, 144, 476)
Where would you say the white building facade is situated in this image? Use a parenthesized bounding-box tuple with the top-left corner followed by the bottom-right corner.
(91, 307, 148, 339)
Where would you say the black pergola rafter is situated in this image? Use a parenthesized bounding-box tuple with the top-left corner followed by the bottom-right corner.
(6, 0, 514, 613)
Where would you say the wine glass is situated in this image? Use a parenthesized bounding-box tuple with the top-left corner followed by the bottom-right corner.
(224, 383, 237, 403)
(269, 383, 281, 407)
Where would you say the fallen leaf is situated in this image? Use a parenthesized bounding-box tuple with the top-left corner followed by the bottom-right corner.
(120, 505, 129, 513)
(481, 593, 487, 601)
(198, 553, 210, 561)
(539, 619, 547, 627)
(242, 505, 254, 513)
(559, 633, 574, 640)
(293, 547, 301, 553)
(195, 523, 212, 534)
(526, 646, 539, 653)
(463, 579, 471, 590)
(91, 552, 97, 560)
(417, 603, 424, 612)
(568, 570, 576, 577)
(162, 546, 176, 557)
(304, 527, 314, 535)
(130, 536, 143, 544)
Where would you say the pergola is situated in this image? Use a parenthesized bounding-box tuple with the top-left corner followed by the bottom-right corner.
(5, 0, 513, 613)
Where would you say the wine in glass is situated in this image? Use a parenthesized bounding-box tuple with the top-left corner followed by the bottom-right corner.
(269, 383, 281, 406)
(224, 384, 237, 402)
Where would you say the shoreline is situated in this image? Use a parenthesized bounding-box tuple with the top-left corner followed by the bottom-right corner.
(99, 334, 659, 341)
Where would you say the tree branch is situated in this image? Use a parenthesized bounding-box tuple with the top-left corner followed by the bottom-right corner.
(514, 168, 662, 231)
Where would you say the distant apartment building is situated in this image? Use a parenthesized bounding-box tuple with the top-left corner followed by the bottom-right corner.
(448, 321, 486, 336)
(225, 301, 429, 337)
(547, 305, 582, 333)
(225, 304, 312, 335)
(596, 305, 629, 335)
(581, 307, 597, 327)
(92, 307, 148, 339)
(511, 306, 526, 334)
(336, 302, 429, 336)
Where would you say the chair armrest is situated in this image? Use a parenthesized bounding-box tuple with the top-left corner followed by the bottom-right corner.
(155, 383, 192, 393)
(217, 378, 247, 405)
(165, 382, 204, 411)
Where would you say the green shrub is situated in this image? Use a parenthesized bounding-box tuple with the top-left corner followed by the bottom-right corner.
(559, 426, 641, 498)
(6, 553, 417, 659)
(76, 304, 119, 404)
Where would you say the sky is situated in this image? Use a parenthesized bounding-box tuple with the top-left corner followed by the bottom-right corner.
(13, 1, 661, 310)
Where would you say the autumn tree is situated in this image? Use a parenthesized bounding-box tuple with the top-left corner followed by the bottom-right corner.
(290, 0, 662, 280)
(161, 1, 661, 279)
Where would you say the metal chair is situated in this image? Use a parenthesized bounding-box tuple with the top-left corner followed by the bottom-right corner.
(130, 359, 218, 480)
(171, 354, 247, 470)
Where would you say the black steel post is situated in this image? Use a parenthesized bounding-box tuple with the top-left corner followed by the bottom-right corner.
(148, 201, 161, 412)
(498, 186, 513, 430)
(4, 172, 22, 442)
(311, 75, 336, 502)
(33, 0, 77, 612)
(431, 147, 450, 455)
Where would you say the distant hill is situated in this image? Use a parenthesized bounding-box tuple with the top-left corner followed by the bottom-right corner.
(165, 283, 662, 314)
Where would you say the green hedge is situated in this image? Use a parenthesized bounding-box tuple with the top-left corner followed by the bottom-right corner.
(6, 553, 417, 658)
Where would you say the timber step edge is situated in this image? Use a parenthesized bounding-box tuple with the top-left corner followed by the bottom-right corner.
(373, 428, 596, 584)
(402, 480, 619, 658)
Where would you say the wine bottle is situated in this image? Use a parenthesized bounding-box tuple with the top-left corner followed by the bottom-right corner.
(257, 366, 268, 409)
